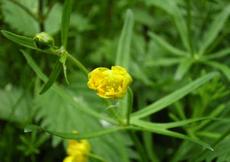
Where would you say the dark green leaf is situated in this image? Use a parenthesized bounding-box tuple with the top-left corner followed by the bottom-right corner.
(61, 0, 73, 48)
(40, 60, 62, 94)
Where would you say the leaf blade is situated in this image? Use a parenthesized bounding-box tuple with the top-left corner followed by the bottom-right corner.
(131, 72, 219, 119)
(115, 9, 134, 68)
(1, 30, 36, 49)
(61, 0, 73, 48)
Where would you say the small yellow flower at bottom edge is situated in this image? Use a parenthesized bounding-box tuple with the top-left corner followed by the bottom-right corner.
(63, 155, 87, 162)
(67, 140, 91, 156)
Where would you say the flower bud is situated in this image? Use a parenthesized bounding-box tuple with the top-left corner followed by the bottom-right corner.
(33, 32, 54, 49)
(88, 66, 132, 99)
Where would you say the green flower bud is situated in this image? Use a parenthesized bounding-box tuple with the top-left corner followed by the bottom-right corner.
(33, 32, 54, 49)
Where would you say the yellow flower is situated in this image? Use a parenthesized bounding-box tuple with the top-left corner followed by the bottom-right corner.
(63, 140, 90, 162)
(63, 155, 87, 162)
(87, 66, 132, 98)
(67, 140, 91, 156)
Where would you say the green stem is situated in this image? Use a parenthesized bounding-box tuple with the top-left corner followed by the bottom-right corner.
(66, 53, 89, 76)
(126, 87, 133, 125)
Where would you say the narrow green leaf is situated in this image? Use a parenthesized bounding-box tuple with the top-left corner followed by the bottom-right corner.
(132, 117, 213, 129)
(174, 59, 193, 80)
(205, 48, 230, 60)
(205, 61, 230, 80)
(132, 120, 213, 151)
(145, 58, 181, 67)
(149, 32, 188, 56)
(61, 0, 73, 48)
(131, 72, 219, 119)
(115, 9, 134, 122)
(145, 0, 190, 51)
(21, 50, 47, 81)
(25, 124, 129, 139)
(40, 60, 62, 94)
(115, 9, 134, 68)
(199, 5, 230, 54)
(1, 30, 36, 49)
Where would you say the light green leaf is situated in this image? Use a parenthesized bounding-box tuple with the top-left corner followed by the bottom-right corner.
(45, 3, 62, 34)
(174, 59, 193, 80)
(115, 9, 134, 68)
(1, 30, 36, 49)
(205, 61, 230, 80)
(145, 58, 181, 67)
(148, 32, 188, 56)
(145, 0, 190, 51)
(205, 48, 230, 60)
(2, 0, 39, 35)
(61, 0, 73, 48)
(131, 72, 219, 119)
(132, 117, 213, 129)
(199, 5, 230, 54)
(132, 120, 213, 151)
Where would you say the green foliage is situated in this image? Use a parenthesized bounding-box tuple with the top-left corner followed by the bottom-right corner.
(0, 0, 230, 162)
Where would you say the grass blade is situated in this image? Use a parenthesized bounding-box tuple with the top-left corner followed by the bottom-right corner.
(132, 117, 213, 129)
(131, 72, 219, 119)
(205, 48, 230, 60)
(132, 120, 213, 151)
(1, 30, 36, 49)
(205, 61, 230, 80)
(61, 0, 73, 48)
(115, 9, 134, 68)
(149, 32, 188, 56)
(199, 5, 230, 54)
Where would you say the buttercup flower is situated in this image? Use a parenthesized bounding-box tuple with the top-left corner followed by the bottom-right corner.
(63, 140, 90, 162)
(87, 66, 132, 98)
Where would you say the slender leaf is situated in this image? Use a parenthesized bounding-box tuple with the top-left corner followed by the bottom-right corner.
(131, 72, 219, 119)
(132, 120, 213, 151)
(205, 48, 230, 60)
(145, 58, 181, 67)
(115, 9, 134, 68)
(61, 0, 73, 48)
(40, 60, 62, 94)
(145, 0, 190, 51)
(131, 117, 214, 129)
(25, 124, 130, 140)
(174, 59, 193, 80)
(149, 32, 188, 56)
(1, 30, 36, 49)
(199, 5, 230, 54)
(205, 61, 230, 80)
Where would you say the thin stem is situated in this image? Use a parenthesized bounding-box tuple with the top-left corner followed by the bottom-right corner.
(126, 87, 133, 125)
(38, 0, 45, 31)
(9, 0, 39, 22)
(67, 53, 89, 76)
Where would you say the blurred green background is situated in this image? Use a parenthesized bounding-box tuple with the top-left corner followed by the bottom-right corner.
(0, 0, 230, 162)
